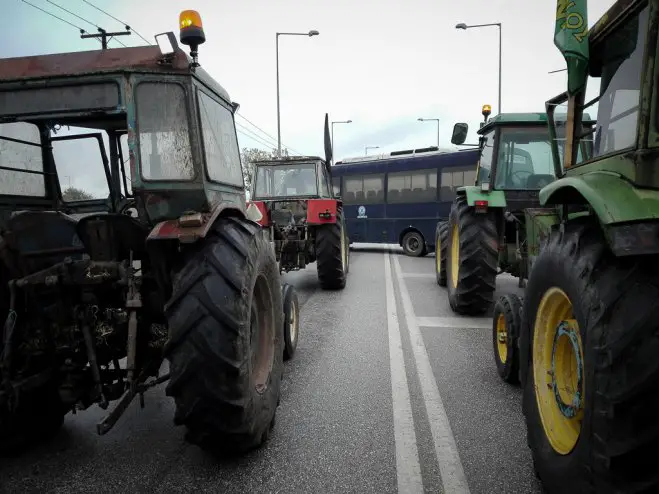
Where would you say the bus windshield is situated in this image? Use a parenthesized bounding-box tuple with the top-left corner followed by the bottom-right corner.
(254, 162, 318, 198)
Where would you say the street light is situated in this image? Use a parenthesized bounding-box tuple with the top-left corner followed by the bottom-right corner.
(417, 117, 440, 147)
(365, 145, 379, 156)
(276, 29, 320, 157)
(331, 119, 352, 163)
(455, 22, 502, 114)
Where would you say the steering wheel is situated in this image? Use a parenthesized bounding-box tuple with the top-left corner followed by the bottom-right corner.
(118, 198, 138, 218)
(510, 170, 534, 186)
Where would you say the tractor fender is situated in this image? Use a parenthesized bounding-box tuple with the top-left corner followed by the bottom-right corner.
(306, 199, 340, 225)
(460, 186, 507, 208)
(540, 171, 659, 224)
(147, 202, 246, 244)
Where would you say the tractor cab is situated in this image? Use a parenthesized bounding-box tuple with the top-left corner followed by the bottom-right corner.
(252, 156, 335, 201)
(450, 106, 595, 211)
(0, 10, 246, 240)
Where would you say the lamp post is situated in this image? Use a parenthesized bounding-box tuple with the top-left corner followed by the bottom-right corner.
(455, 22, 502, 115)
(365, 145, 379, 156)
(417, 117, 440, 147)
(276, 30, 320, 157)
(331, 119, 352, 163)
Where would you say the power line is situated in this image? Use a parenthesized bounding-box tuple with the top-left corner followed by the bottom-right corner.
(45, 0, 127, 47)
(236, 114, 280, 146)
(20, 0, 127, 48)
(236, 121, 277, 148)
(81, 0, 151, 45)
(236, 119, 301, 156)
(21, 0, 86, 32)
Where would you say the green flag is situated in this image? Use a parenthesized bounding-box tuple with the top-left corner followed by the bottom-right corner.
(554, 0, 589, 94)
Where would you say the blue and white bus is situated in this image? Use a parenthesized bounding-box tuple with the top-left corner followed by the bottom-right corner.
(331, 146, 479, 256)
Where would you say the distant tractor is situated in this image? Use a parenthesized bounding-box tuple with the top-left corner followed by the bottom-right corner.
(435, 106, 593, 319)
(247, 135, 350, 290)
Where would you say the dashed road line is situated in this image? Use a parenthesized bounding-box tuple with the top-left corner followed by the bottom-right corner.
(391, 252, 471, 494)
(416, 316, 490, 329)
(383, 253, 424, 493)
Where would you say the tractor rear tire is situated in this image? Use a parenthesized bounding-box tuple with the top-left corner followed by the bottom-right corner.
(446, 195, 498, 315)
(0, 384, 67, 456)
(520, 218, 659, 494)
(164, 216, 284, 456)
(435, 221, 448, 287)
(492, 294, 522, 385)
(316, 208, 348, 290)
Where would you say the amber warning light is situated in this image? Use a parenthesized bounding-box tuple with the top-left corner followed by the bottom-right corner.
(179, 10, 206, 48)
(482, 104, 492, 118)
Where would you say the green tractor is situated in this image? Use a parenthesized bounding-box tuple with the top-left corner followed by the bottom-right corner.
(435, 107, 593, 316)
(494, 1, 659, 492)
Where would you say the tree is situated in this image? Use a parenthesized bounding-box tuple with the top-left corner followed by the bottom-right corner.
(240, 147, 289, 191)
(62, 186, 94, 201)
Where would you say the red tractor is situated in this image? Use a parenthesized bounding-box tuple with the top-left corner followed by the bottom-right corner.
(247, 153, 350, 290)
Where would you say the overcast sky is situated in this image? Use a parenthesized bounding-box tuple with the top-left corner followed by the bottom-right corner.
(3, 0, 612, 194)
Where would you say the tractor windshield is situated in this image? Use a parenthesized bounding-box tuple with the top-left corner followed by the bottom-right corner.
(494, 127, 557, 190)
(254, 163, 318, 198)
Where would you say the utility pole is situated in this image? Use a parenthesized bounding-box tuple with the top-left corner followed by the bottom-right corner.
(81, 27, 132, 50)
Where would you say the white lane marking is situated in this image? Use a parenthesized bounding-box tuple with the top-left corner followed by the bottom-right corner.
(416, 316, 490, 329)
(402, 273, 436, 279)
(392, 253, 471, 494)
(383, 253, 424, 493)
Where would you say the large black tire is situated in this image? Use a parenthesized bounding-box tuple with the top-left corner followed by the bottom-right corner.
(492, 294, 522, 385)
(282, 283, 299, 361)
(520, 219, 659, 493)
(446, 194, 498, 315)
(316, 208, 348, 290)
(164, 216, 284, 455)
(0, 384, 67, 456)
(435, 221, 448, 286)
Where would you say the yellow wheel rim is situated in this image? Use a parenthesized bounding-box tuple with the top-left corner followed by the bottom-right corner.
(533, 287, 584, 455)
(496, 313, 508, 363)
(435, 238, 441, 273)
(450, 224, 459, 288)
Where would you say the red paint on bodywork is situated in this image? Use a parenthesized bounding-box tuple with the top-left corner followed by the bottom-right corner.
(306, 199, 339, 225)
(147, 203, 244, 244)
(247, 201, 270, 226)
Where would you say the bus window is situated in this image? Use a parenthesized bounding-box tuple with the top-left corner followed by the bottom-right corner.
(386, 168, 437, 203)
(342, 174, 384, 204)
(440, 166, 476, 202)
(332, 176, 341, 196)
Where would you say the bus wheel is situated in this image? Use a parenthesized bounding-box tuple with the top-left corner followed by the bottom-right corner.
(402, 231, 425, 257)
(446, 195, 498, 315)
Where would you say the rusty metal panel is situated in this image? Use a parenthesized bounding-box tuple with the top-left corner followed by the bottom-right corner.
(0, 46, 190, 82)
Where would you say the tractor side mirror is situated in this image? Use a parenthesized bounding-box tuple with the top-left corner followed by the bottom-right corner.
(451, 123, 469, 145)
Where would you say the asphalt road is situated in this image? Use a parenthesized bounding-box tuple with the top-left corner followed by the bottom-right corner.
(0, 245, 542, 494)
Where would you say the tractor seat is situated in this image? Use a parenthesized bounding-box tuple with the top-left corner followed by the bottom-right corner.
(526, 174, 555, 190)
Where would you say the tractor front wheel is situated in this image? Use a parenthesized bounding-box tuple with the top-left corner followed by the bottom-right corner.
(492, 294, 522, 384)
(315, 208, 348, 289)
(520, 219, 659, 493)
(435, 221, 448, 286)
(446, 195, 498, 315)
(164, 216, 284, 455)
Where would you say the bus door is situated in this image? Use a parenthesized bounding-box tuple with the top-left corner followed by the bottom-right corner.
(341, 173, 386, 243)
